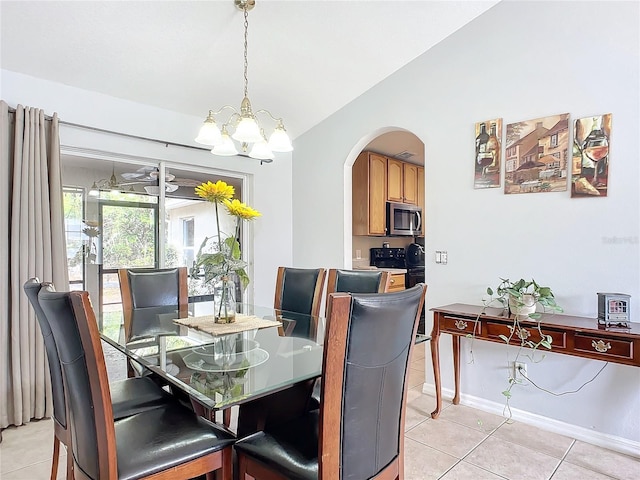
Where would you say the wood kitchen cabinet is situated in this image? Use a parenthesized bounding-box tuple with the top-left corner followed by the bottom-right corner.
(387, 273, 406, 292)
(353, 150, 425, 236)
(352, 151, 387, 236)
(387, 158, 420, 205)
(387, 158, 404, 203)
(417, 166, 425, 235)
(403, 163, 419, 204)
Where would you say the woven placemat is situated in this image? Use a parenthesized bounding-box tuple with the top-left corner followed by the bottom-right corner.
(174, 313, 281, 336)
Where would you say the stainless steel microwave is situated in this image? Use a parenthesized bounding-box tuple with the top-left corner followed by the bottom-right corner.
(386, 202, 422, 236)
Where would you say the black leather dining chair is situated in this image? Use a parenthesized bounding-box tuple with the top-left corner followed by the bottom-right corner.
(234, 284, 427, 480)
(118, 267, 188, 376)
(325, 268, 390, 306)
(24, 279, 173, 480)
(307, 268, 391, 408)
(273, 267, 326, 339)
(38, 286, 235, 480)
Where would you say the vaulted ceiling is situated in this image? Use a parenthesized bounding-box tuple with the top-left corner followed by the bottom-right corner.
(2, 0, 499, 145)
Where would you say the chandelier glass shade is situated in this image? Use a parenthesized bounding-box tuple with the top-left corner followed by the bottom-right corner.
(89, 168, 121, 196)
(195, 0, 292, 161)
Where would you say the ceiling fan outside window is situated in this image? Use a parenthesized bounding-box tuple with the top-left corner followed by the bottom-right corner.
(90, 166, 201, 196)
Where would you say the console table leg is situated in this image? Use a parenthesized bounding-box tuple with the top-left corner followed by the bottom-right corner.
(430, 332, 442, 418)
(452, 335, 460, 405)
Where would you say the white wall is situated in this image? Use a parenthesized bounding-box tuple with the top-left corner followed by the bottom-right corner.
(293, 0, 640, 447)
(1, 70, 294, 307)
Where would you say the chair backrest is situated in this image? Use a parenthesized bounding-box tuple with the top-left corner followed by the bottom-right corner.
(23, 278, 67, 430)
(325, 269, 390, 307)
(38, 288, 117, 479)
(320, 284, 427, 480)
(273, 267, 326, 338)
(118, 267, 188, 341)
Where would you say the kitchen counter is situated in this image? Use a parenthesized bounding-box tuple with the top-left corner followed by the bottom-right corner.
(353, 266, 407, 274)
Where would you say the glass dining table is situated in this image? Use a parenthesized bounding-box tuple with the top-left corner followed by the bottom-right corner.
(99, 297, 430, 434)
(99, 299, 325, 432)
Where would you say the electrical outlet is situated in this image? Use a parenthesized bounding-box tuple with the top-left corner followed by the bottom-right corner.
(513, 362, 527, 381)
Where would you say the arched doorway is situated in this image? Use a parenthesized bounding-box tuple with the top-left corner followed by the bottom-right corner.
(342, 128, 425, 268)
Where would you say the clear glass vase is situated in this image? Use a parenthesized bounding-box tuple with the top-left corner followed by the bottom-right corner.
(213, 276, 236, 323)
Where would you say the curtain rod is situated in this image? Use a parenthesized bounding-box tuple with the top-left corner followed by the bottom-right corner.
(6, 105, 210, 152)
(6, 105, 272, 163)
(61, 119, 215, 153)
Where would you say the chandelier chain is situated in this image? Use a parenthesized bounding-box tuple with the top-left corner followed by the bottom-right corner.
(243, 6, 249, 98)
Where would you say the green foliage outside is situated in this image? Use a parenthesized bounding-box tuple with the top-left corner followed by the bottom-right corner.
(102, 205, 155, 269)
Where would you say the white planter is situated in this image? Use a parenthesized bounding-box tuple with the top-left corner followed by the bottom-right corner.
(508, 294, 537, 318)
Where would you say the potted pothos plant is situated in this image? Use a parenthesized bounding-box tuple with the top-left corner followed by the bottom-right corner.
(487, 277, 563, 321)
(480, 278, 563, 410)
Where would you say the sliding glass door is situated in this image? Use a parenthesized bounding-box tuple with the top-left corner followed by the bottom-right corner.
(98, 196, 158, 331)
(60, 157, 247, 329)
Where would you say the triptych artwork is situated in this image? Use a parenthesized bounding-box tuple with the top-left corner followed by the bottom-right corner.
(474, 113, 611, 197)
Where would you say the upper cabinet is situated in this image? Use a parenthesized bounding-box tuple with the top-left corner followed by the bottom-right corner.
(353, 151, 424, 236)
(387, 158, 419, 205)
(353, 151, 387, 236)
(403, 163, 419, 205)
(417, 166, 425, 235)
(387, 158, 404, 203)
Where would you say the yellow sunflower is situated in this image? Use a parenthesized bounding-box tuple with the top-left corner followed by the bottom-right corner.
(223, 199, 262, 220)
(195, 180, 235, 203)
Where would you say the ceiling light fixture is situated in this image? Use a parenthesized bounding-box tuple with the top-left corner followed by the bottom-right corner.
(195, 0, 292, 162)
(89, 167, 122, 196)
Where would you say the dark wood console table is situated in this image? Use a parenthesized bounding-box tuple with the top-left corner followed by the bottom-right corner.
(430, 304, 640, 418)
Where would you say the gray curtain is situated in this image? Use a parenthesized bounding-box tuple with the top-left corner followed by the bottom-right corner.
(0, 101, 68, 430)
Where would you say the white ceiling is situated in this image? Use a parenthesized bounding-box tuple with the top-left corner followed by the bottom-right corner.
(1, 0, 499, 156)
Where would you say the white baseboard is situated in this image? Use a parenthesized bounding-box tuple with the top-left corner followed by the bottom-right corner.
(421, 382, 640, 459)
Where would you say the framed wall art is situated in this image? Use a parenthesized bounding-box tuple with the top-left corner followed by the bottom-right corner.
(504, 113, 569, 194)
(474, 118, 502, 189)
(572, 114, 611, 197)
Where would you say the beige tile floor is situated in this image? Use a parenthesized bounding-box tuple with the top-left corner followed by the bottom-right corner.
(2, 343, 639, 479)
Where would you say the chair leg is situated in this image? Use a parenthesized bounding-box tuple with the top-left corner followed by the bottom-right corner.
(127, 358, 136, 378)
(237, 452, 248, 480)
(65, 449, 73, 480)
(223, 408, 232, 428)
(216, 447, 233, 480)
(50, 435, 60, 480)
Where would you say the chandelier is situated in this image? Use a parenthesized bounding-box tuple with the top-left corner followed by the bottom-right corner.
(195, 0, 292, 162)
(88, 166, 124, 196)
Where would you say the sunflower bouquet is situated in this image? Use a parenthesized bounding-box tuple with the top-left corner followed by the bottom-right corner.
(193, 180, 261, 322)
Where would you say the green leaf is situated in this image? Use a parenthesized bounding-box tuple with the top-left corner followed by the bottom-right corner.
(538, 287, 551, 297)
(540, 339, 552, 349)
(235, 268, 251, 289)
(502, 390, 512, 399)
(487, 287, 494, 296)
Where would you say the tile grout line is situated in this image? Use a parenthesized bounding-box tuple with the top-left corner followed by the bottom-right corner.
(545, 438, 576, 480)
(557, 440, 620, 480)
(436, 423, 510, 480)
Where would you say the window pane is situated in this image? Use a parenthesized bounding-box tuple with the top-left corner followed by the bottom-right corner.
(63, 187, 85, 286)
(101, 204, 156, 269)
(165, 198, 239, 298)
